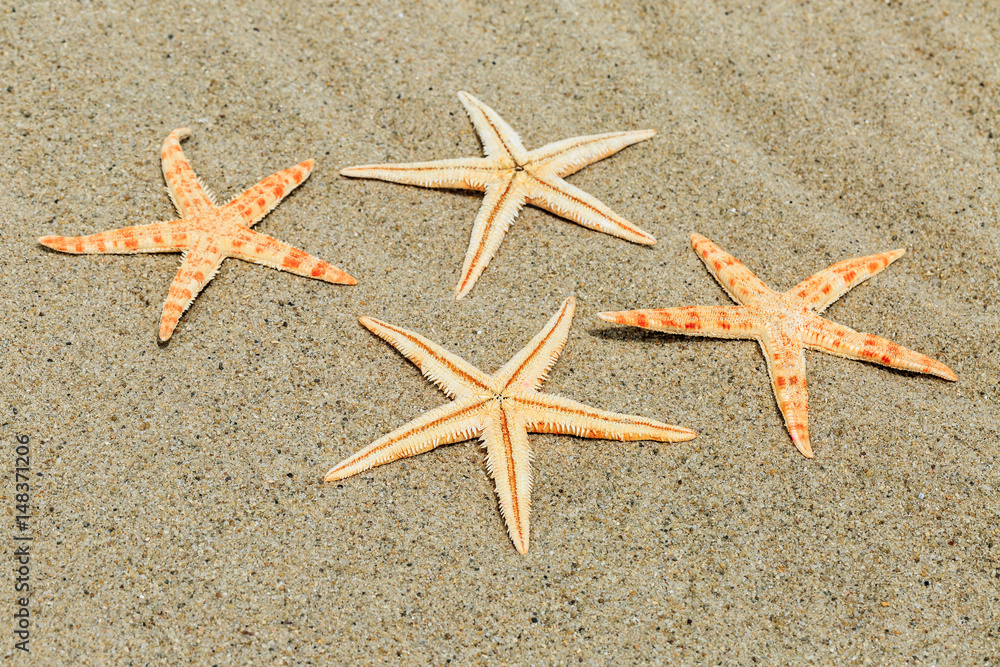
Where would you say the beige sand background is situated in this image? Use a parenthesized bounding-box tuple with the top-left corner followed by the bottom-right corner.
(2, 0, 999, 663)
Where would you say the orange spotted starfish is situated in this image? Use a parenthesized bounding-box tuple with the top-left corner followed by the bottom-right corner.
(325, 296, 695, 554)
(599, 234, 957, 458)
(40, 129, 355, 341)
(341, 92, 656, 298)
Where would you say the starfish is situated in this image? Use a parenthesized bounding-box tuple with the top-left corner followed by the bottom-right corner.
(39, 128, 356, 341)
(325, 296, 695, 554)
(340, 91, 657, 299)
(599, 233, 957, 458)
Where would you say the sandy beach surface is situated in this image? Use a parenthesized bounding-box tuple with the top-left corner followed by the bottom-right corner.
(2, 0, 998, 663)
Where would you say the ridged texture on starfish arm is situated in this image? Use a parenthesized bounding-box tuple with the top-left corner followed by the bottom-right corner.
(326, 296, 695, 554)
(483, 404, 534, 553)
(160, 236, 226, 335)
(516, 393, 696, 442)
(495, 295, 574, 393)
(39, 220, 197, 254)
(341, 92, 656, 298)
(528, 130, 657, 177)
(357, 316, 493, 400)
(456, 90, 528, 160)
(599, 233, 957, 458)
(690, 233, 772, 304)
(788, 249, 906, 313)
(339, 156, 496, 191)
(162, 128, 217, 216)
(39, 128, 355, 341)
(325, 396, 486, 482)
(525, 171, 656, 246)
(800, 318, 957, 380)
(456, 179, 529, 298)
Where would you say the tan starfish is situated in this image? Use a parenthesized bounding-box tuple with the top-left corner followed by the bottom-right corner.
(39, 128, 356, 341)
(325, 296, 694, 554)
(341, 92, 657, 298)
(599, 233, 957, 458)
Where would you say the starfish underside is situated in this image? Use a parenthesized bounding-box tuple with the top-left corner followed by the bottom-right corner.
(325, 296, 695, 554)
(40, 128, 355, 341)
(341, 91, 657, 299)
(600, 234, 957, 458)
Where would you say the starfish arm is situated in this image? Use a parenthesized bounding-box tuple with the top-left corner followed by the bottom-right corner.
(525, 172, 656, 245)
(514, 393, 696, 442)
(158, 235, 224, 341)
(801, 316, 957, 381)
(340, 157, 497, 191)
(482, 404, 534, 554)
(528, 130, 656, 179)
(758, 329, 812, 457)
(598, 305, 761, 340)
(455, 177, 529, 299)
(787, 249, 906, 313)
(359, 317, 494, 399)
(496, 296, 575, 393)
(457, 91, 528, 161)
(690, 234, 774, 305)
(226, 227, 356, 285)
(226, 160, 314, 228)
(324, 397, 486, 482)
(161, 128, 217, 218)
(39, 219, 194, 254)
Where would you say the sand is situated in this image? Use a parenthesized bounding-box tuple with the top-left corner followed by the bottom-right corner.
(2, 0, 998, 663)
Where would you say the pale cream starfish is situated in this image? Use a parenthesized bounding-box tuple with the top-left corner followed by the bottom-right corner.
(40, 128, 356, 341)
(325, 296, 695, 554)
(341, 92, 657, 298)
(599, 233, 957, 458)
